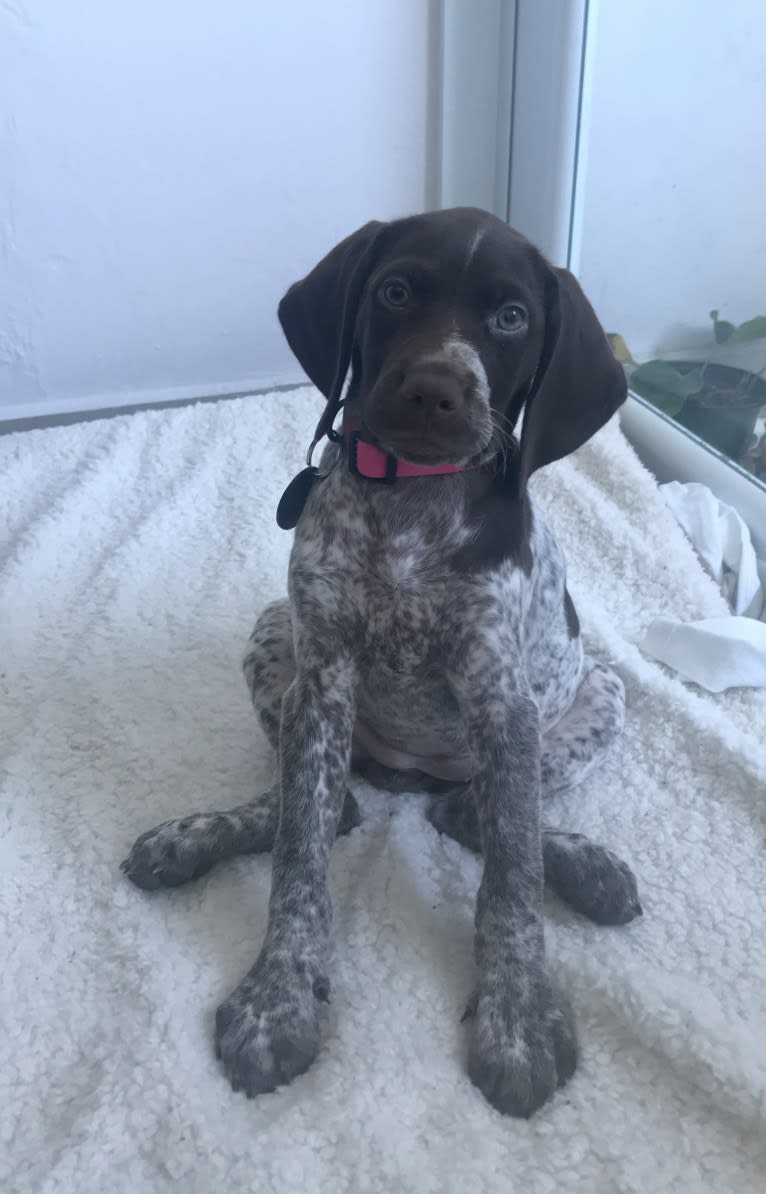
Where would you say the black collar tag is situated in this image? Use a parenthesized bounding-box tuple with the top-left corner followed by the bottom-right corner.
(276, 466, 318, 530)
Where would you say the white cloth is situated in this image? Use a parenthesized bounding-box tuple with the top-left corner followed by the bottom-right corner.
(2, 392, 765, 1194)
(660, 481, 763, 618)
(640, 615, 766, 692)
(638, 483, 766, 691)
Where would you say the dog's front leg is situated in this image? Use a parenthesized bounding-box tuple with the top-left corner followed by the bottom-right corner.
(215, 654, 355, 1097)
(449, 631, 578, 1118)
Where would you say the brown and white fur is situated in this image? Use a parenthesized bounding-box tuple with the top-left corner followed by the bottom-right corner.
(123, 208, 641, 1118)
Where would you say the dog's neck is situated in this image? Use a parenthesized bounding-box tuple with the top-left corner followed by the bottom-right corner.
(313, 430, 532, 576)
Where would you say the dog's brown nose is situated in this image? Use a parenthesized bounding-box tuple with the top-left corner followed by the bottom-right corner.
(397, 369, 465, 419)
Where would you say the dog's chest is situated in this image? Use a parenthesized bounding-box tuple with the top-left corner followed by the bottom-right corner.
(357, 530, 450, 666)
(292, 507, 462, 670)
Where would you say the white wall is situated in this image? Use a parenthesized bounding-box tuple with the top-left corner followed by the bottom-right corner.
(0, 1, 433, 421)
(571, 0, 766, 360)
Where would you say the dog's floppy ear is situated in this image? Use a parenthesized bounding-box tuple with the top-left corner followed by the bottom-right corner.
(518, 266, 626, 487)
(278, 220, 386, 400)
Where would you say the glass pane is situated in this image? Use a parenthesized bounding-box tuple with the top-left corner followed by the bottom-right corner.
(572, 0, 766, 487)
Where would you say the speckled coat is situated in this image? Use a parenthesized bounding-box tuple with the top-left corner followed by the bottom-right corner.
(124, 208, 642, 1118)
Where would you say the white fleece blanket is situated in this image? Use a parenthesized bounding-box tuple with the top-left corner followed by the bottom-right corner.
(2, 388, 764, 1194)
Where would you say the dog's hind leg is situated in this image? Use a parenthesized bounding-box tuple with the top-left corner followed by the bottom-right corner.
(537, 660, 639, 923)
(427, 790, 640, 925)
(540, 659, 625, 796)
(122, 600, 360, 890)
(121, 779, 361, 890)
(427, 661, 640, 924)
(122, 783, 282, 890)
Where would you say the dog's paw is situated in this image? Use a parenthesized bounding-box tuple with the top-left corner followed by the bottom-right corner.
(466, 978, 577, 1118)
(215, 960, 325, 1097)
(121, 815, 220, 890)
(543, 832, 642, 925)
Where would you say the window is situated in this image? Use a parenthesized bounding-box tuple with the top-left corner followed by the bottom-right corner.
(439, 0, 766, 551)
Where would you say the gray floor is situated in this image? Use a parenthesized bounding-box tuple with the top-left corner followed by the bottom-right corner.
(0, 382, 301, 437)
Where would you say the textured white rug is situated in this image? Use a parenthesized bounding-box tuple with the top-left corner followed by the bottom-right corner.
(2, 388, 764, 1194)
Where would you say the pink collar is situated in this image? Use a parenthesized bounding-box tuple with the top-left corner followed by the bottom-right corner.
(343, 417, 472, 482)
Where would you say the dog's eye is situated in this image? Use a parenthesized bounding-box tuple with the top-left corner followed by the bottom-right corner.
(495, 304, 528, 333)
(381, 280, 410, 308)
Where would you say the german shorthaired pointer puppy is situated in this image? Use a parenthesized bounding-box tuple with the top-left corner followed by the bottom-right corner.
(123, 207, 641, 1118)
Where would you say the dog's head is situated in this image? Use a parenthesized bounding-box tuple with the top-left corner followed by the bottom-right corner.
(278, 208, 625, 488)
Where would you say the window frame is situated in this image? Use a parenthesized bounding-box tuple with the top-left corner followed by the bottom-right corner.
(437, 0, 766, 553)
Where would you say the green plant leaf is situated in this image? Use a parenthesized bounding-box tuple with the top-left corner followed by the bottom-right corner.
(727, 315, 766, 343)
(631, 360, 704, 396)
(630, 360, 704, 416)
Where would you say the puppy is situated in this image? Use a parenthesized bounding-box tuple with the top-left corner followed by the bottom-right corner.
(124, 208, 640, 1117)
